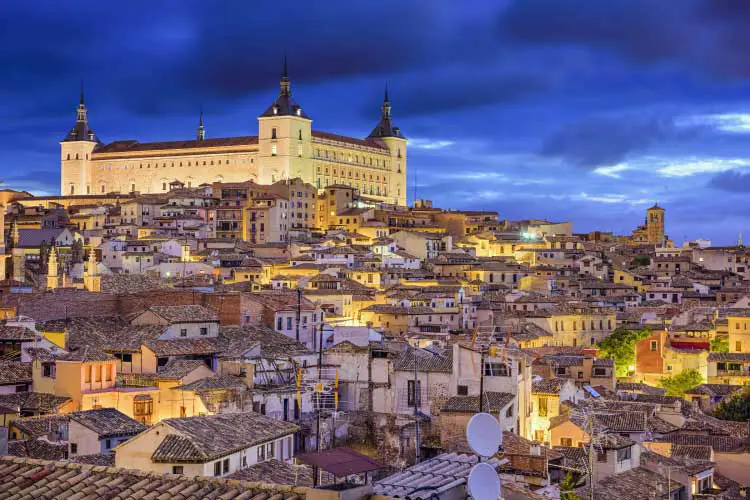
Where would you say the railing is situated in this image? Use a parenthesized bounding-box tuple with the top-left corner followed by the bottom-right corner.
(716, 369, 749, 377)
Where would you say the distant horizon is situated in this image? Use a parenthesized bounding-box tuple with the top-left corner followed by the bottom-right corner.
(2, 1, 750, 245)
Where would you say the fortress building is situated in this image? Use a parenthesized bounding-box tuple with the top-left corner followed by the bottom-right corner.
(60, 65, 407, 205)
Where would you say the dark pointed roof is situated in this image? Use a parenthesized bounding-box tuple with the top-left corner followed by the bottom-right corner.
(62, 84, 101, 143)
(260, 59, 310, 119)
(368, 85, 404, 139)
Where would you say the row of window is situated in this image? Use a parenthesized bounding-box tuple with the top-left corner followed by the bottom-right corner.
(554, 319, 612, 332)
(314, 148, 389, 167)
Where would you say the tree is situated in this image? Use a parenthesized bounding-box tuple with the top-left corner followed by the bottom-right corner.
(597, 327, 650, 377)
(70, 239, 84, 264)
(713, 387, 750, 421)
(630, 255, 650, 268)
(658, 369, 704, 397)
(710, 337, 729, 353)
(560, 471, 582, 500)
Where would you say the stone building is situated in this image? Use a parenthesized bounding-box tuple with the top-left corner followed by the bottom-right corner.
(60, 67, 407, 205)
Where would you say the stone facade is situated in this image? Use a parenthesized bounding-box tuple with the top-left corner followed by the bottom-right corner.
(60, 71, 407, 206)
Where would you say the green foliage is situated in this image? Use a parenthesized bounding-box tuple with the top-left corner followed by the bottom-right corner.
(658, 369, 704, 397)
(710, 337, 729, 353)
(596, 327, 650, 377)
(630, 255, 651, 268)
(560, 471, 582, 500)
(713, 387, 750, 422)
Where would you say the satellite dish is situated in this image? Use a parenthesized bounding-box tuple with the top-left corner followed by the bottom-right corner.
(467, 462, 501, 500)
(466, 412, 502, 457)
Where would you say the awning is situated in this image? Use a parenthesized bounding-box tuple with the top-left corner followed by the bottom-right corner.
(295, 447, 384, 476)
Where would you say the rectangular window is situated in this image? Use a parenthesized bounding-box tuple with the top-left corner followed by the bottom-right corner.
(268, 441, 275, 458)
(650, 340, 657, 351)
(105, 439, 112, 449)
(223, 458, 229, 474)
(70, 443, 78, 455)
(538, 397, 548, 417)
(258, 445, 265, 461)
(85, 366, 92, 383)
(457, 385, 468, 396)
(560, 437, 573, 447)
(407, 380, 422, 407)
(200, 327, 208, 336)
(617, 447, 632, 462)
(214, 461, 222, 476)
(180, 328, 187, 337)
(277, 316, 283, 330)
(287, 317, 293, 330)
(172, 466, 184, 475)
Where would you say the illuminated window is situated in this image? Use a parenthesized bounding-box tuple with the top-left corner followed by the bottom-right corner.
(271, 144, 277, 156)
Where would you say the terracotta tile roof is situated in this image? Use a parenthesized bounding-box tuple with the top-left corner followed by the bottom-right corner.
(576, 466, 682, 500)
(10, 414, 68, 439)
(145, 338, 219, 356)
(69, 453, 116, 466)
(56, 346, 112, 362)
(0, 324, 36, 341)
(226, 459, 314, 486)
(152, 412, 298, 463)
(69, 408, 147, 439)
(218, 326, 311, 359)
(671, 444, 713, 461)
(147, 304, 219, 323)
(708, 352, 750, 362)
(7, 439, 68, 460)
(684, 383, 743, 397)
(0, 361, 32, 385)
(0, 456, 310, 499)
(532, 379, 564, 394)
(656, 433, 749, 452)
(0, 392, 71, 414)
(156, 359, 208, 379)
(441, 392, 514, 413)
(392, 345, 453, 373)
(174, 375, 247, 391)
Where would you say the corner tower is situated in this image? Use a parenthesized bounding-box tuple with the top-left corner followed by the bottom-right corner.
(257, 59, 313, 184)
(368, 86, 407, 206)
(60, 84, 101, 195)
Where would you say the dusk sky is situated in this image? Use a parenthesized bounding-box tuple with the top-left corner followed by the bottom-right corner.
(3, 1, 750, 244)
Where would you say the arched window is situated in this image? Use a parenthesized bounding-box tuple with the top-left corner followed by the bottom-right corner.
(298, 130, 302, 140)
(271, 128, 277, 139)
(70, 185, 75, 195)
(66, 154, 70, 160)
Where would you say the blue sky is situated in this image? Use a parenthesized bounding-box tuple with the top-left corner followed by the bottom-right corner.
(2, 1, 750, 244)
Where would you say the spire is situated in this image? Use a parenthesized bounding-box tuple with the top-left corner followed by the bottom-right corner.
(368, 84, 403, 139)
(80, 81, 85, 106)
(739, 232, 744, 247)
(280, 55, 291, 97)
(197, 107, 206, 141)
(64, 82, 99, 143)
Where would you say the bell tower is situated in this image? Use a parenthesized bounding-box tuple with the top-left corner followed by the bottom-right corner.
(60, 83, 101, 196)
(646, 204, 665, 246)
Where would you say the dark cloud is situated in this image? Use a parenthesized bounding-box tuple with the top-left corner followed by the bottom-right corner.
(540, 115, 680, 168)
(707, 170, 750, 192)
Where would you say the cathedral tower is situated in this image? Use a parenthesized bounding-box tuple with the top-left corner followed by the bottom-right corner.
(368, 86, 407, 206)
(257, 58, 313, 184)
(60, 84, 101, 195)
(83, 247, 101, 292)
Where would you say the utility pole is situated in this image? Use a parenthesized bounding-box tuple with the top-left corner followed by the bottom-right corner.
(413, 346, 421, 463)
(479, 347, 486, 413)
(588, 413, 595, 500)
(296, 286, 301, 343)
(314, 322, 323, 486)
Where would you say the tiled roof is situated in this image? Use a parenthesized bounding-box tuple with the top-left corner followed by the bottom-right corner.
(684, 383, 743, 397)
(95, 136, 259, 154)
(152, 412, 298, 463)
(441, 392, 514, 413)
(69, 408, 147, 438)
(0, 361, 32, 385)
(656, 433, 749, 452)
(218, 325, 311, 359)
(708, 352, 750, 362)
(0, 456, 310, 499)
(145, 338, 219, 356)
(576, 466, 682, 500)
(532, 379, 564, 394)
(0, 324, 36, 341)
(70, 453, 116, 466)
(156, 359, 209, 379)
(227, 459, 314, 487)
(392, 345, 453, 373)
(10, 414, 68, 439)
(374, 452, 504, 498)
(7, 439, 68, 461)
(312, 130, 389, 150)
(174, 375, 247, 391)
(56, 346, 112, 362)
(671, 444, 713, 461)
(147, 304, 219, 323)
(0, 392, 71, 414)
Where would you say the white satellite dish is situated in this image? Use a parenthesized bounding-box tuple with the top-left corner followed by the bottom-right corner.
(467, 462, 501, 500)
(466, 412, 502, 457)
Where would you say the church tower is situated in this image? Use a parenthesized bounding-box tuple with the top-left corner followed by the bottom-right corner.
(60, 84, 101, 196)
(368, 86, 407, 206)
(197, 109, 206, 141)
(83, 247, 101, 292)
(47, 247, 59, 290)
(646, 204, 665, 246)
(257, 58, 313, 184)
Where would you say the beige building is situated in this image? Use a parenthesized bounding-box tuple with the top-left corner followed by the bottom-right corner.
(60, 71, 407, 205)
